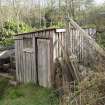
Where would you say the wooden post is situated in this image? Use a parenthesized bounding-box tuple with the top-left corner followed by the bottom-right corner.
(65, 16, 71, 55)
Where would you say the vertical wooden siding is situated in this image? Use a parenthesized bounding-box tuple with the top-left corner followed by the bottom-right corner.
(15, 34, 37, 83)
(15, 30, 54, 87)
(53, 31, 66, 59)
(53, 28, 97, 63)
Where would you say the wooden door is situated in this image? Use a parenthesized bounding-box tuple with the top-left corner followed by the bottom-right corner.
(37, 39, 51, 87)
(23, 49, 36, 83)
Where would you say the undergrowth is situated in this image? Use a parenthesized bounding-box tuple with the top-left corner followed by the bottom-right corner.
(0, 77, 58, 105)
(64, 72, 105, 105)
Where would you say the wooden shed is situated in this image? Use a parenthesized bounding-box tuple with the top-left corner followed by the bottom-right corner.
(14, 26, 99, 88)
(14, 28, 66, 88)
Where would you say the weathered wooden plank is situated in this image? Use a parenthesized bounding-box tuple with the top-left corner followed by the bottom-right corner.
(61, 32, 63, 57)
(53, 31, 56, 60)
(59, 32, 62, 57)
(23, 51, 26, 83)
(17, 40, 20, 81)
(19, 40, 22, 82)
(33, 35, 37, 83)
(29, 53, 32, 82)
(15, 40, 19, 81)
(37, 39, 51, 87)
(17, 40, 20, 82)
(55, 32, 58, 58)
(48, 39, 51, 87)
(20, 40, 23, 82)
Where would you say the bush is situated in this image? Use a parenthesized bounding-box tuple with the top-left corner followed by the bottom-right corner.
(68, 72, 105, 105)
(0, 20, 32, 47)
(96, 32, 105, 48)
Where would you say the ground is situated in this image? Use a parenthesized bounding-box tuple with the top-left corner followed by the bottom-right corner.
(0, 77, 58, 105)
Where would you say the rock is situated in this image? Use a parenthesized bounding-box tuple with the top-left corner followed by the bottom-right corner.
(9, 80, 18, 86)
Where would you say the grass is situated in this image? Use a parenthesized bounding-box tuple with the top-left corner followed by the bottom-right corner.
(0, 77, 58, 105)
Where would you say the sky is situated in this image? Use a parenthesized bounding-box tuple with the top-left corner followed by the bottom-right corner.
(94, 0, 105, 5)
